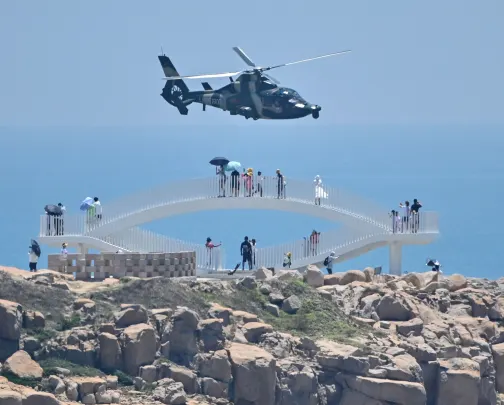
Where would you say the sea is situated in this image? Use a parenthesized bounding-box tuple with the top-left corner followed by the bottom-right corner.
(0, 125, 502, 279)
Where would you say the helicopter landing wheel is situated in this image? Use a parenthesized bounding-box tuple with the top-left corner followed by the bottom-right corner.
(312, 110, 320, 119)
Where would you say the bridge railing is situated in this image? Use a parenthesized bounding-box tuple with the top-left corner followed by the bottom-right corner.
(101, 227, 224, 271)
(38, 176, 440, 236)
(255, 227, 381, 268)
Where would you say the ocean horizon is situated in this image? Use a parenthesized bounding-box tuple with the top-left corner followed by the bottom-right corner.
(1, 125, 502, 279)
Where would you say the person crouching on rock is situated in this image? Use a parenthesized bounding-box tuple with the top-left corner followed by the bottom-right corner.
(283, 252, 292, 268)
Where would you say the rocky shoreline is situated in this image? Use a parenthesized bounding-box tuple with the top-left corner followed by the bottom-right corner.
(0, 265, 504, 404)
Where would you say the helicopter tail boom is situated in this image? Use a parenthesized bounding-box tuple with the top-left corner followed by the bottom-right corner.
(158, 54, 193, 115)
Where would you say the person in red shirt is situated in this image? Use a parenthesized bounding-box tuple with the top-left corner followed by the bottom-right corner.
(205, 237, 221, 267)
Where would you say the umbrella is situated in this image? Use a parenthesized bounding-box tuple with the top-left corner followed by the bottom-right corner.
(209, 157, 230, 166)
(30, 239, 41, 257)
(80, 197, 94, 211)
(224, 161, 241, 172)
(44, 204, 63, 216)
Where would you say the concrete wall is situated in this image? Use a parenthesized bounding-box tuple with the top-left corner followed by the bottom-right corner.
(47, 252, 196, 280)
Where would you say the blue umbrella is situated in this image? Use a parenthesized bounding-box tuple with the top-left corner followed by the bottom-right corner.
(224, 161, 241, 172)
(80, 197, 94, 211)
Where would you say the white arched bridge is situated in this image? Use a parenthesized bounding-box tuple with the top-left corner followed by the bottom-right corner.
(38, 177, 439, 275)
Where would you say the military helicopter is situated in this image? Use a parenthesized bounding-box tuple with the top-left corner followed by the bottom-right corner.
(158, 47, 351, 120)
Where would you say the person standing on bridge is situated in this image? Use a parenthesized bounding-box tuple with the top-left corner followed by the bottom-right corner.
(313, 175, 326, 205)
(276, 169, 285, 199)
(399, 201, 411, 232)
(240, 236, 253, 271)
(255, 171, 264, 197)
(410, 199, 422, 233)
(217, 165, 227, 197)
(231, 170, 240, 197)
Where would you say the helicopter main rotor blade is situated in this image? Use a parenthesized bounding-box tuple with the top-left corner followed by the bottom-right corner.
(232, 46, 256, 67)
(163, 71, 243, 80)
(262, 50, 352, 72)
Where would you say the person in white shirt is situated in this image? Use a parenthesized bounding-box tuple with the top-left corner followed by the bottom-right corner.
(60, 243, 68, 273)
(28, 248, 38, 272)
(325, 251, 338, 274)
(313, 175, 328, 205)
(93, 197, 102, 221)
(399, 201, 411, 232)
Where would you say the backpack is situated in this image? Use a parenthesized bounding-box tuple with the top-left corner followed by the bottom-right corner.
(323, 256, 330, 266)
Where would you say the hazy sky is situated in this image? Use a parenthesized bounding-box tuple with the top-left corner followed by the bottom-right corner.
(1, 0, 503, 127)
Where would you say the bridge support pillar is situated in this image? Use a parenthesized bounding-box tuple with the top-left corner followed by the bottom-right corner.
(389, 242, 402, 276)
(77, 243, 89, 254)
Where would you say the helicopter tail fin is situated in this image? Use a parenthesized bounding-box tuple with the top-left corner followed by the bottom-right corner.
(158, 54, 193, 115)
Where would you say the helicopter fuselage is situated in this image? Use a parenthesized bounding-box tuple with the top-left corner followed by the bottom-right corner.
(176, 72, 321, 120)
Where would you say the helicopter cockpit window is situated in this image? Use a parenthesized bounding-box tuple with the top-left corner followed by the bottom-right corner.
(259, 80, 276, 91)
(278, 87, 302, 99)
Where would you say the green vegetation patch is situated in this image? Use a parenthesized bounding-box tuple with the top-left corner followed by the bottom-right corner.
(39, 358, 105, 378)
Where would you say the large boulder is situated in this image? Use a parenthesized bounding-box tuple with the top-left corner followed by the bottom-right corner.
(242, 322, 273, 343)
(344, 375, 426, 405)
(489, 297, 504, 321)
(276, 362, 318, 405)
(376, 294, 413, 321)
(162, 307, 200, 365)
(315, 340, 369, 375)
(492, 342, 504, 393)
(198, 318, 225, 352)
(98, 332, 122, 371)
(0, 300, 23, 341)
(3, 350, 43, 379)
(195, 350, 232, 383)
(340, 270, 367, 285)
(304, 265, 324, 288)
(447, 274, 468, 292)
(228, 343, 276, 405)
(255, 267, 273, 280)
(324, 274, 343, 285)
(0, 390, 23, 404)
(120, 323, 156, 375)
(152, 378, 187, 405)
(22, 311, 45, 329)
(114, 304, 148, 328)
(436, 358, 480, 405)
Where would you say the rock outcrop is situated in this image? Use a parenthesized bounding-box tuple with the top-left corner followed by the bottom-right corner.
(4, 265, 504, 405)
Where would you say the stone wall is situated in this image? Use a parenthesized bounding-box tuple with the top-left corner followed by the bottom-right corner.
(47, 252, 196, 280)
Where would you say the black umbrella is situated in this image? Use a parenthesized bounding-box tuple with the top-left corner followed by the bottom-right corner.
(44, 204, 63, 216)
(30, 239, 41, 257)
(209, 157, 230, 166)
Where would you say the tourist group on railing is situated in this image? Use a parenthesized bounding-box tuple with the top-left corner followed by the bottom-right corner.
(390, 199, 423, 233)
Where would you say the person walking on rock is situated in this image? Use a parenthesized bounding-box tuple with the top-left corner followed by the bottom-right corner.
(324, 252, 337, 274)
(28, 247, 38, 272)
